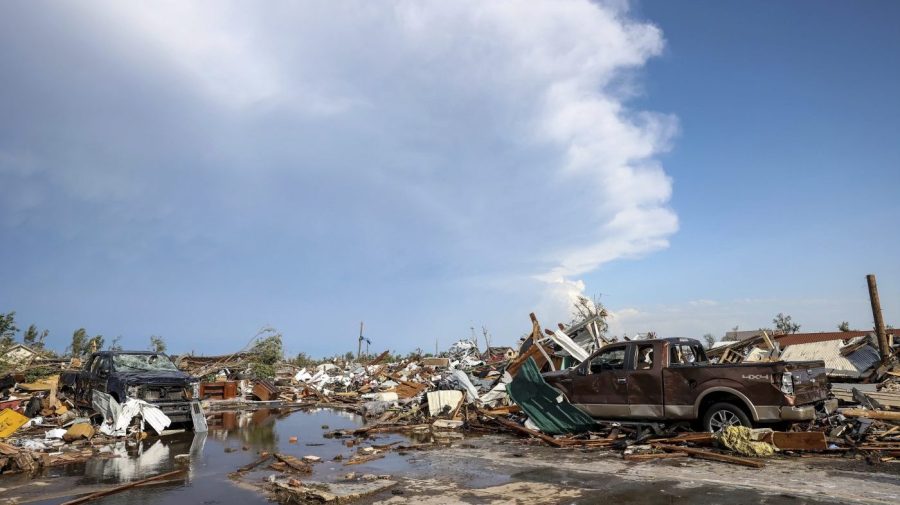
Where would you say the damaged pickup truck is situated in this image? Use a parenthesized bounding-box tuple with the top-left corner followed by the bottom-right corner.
(60, 351, 201, 427)
(543, 338, 837, 432)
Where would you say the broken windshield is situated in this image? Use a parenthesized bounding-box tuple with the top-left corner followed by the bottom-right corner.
(112, 354, 178, 372)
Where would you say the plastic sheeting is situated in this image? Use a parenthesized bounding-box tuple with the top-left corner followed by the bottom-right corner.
(92, 390, 172, 436)
(116, 398, 172, 435)
(450, 370, 479, 403)
(506, 357, 597, 435)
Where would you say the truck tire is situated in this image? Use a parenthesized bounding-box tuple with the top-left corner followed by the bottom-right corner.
(702, 402, 751, 432)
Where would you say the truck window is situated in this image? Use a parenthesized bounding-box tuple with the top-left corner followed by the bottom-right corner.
(89, 356, 104, 375)
(669, 344, 702, 365)
(112, 354, 178, 372)
(635, 344, 654, 370)
(590, 346, 626, 373)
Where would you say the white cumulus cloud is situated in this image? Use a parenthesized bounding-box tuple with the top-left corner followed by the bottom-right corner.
(0, 0, 678, 348)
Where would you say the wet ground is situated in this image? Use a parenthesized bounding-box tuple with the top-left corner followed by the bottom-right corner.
(1, 408, 898, 505)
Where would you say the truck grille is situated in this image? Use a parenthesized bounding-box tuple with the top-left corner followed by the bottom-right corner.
(143, 387, 186, 401)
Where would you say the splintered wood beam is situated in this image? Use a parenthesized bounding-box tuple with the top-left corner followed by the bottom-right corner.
(839, 408, 900, 421)
(59, 468, 187, 505)
(652, 444, 765, 468)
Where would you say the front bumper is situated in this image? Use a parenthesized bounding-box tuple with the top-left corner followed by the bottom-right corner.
(151, 401, 192, 423)
(779, 398, 838, 421)
(780, 405, 816, 421)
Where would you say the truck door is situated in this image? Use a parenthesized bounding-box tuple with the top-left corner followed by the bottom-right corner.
(626, 342, 664, 418)
(93, 355, 111, 397)
(75, 355, 96, 405)
(570, 344, 629, 418)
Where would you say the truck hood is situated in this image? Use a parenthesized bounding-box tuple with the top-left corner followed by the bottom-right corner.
(117, 370, 194, 386)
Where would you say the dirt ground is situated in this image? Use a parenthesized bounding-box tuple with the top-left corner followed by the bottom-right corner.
(373, 435, 900, 505)
(2, 409, 898, 505)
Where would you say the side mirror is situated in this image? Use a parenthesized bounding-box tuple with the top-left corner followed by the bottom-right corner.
(576, 365, 588, 376)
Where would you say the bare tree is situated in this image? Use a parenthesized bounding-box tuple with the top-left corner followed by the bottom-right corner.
(570, 294, 609, 330)
(838, 321, 850, 332)
(702, 333, 716, 349)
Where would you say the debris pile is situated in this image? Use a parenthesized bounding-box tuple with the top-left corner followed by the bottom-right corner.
(2, 310, 899, 488)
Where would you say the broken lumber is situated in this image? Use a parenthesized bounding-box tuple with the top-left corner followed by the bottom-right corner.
(839, 408, 900, 421)
(624, 452, 689, 462)
(345, 452, 385, 465)
(59, 468, 187, 505)
(488, 415, 562, 447)
(273, 453, 312, 473)
(236, 452, 271, 473)
(653, 444, 765, 468)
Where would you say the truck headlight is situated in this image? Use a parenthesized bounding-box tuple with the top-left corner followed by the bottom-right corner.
(127, 385, 141, 398)
(780, 372, 794, 395)
(191, 382, 200, 399)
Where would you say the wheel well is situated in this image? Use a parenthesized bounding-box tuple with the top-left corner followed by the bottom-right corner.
(699, 392, 753, 420)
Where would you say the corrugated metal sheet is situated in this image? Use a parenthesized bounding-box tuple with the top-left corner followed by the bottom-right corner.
(779, 340, 880, 379)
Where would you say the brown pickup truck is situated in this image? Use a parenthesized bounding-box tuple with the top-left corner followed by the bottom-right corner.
(542, 337, 836, 432)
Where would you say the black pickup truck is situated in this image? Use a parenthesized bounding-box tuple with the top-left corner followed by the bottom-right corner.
(60, 351, 199, 424)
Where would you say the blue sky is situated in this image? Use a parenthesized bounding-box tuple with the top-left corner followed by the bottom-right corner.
(1, 1, 898, 358)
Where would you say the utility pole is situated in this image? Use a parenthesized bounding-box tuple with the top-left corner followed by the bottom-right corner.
(357, 321, 364, 360)
(866, 274, 890, 363)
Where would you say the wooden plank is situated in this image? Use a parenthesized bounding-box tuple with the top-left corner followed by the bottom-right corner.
(235, 452, 271, 473)
(624, 452, 689, 462)
(449, 394, 466, 420)
(345, 452, 385, 465)
(481, 405, 521, 415)
(59, 468, 187, 505)
(273, 453, 312, 473)
(653, 444, 765, 468)
(367, 350, 391, 366)
(839, 408, 900, 421)
(506, 343, 551, 377)
(651, 433, 715, 445)
(766, 432, 827, 451)
(488, 415, 562, 447)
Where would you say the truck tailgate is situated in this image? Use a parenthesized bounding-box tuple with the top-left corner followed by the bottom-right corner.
(784, 361, 829, 404)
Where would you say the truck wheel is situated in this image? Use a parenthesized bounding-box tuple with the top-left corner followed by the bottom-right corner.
(702, 402, 751, 432)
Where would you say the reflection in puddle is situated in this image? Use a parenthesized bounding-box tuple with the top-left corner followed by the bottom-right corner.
(5, 408, 422, 505)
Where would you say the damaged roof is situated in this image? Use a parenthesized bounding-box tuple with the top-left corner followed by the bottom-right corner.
(779, 338, 881, 379)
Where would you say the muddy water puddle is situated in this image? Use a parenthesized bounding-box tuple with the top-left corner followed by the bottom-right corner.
(1, 408, 419, 505)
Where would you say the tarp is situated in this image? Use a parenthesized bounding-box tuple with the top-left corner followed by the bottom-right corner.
(506, 357, 597, 435)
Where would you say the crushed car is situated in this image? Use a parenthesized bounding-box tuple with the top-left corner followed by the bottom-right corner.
(60, 351, 202, 427)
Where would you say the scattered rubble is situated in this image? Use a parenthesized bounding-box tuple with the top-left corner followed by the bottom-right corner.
(1, 305, 899, 504)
